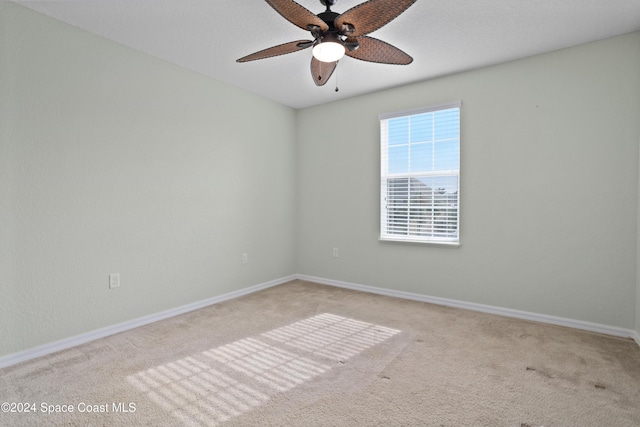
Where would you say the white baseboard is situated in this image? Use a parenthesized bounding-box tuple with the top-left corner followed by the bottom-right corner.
(0, 275, 296, 369)
(3, 274, 637, 369)
(296, 274, 638, 342)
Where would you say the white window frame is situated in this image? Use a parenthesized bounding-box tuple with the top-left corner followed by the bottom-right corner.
(379, 101, 461, 245)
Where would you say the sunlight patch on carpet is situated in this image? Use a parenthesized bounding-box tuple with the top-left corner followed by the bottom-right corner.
(127, 313, 401, 426)
(262, 313, 400, 360)
(127, 356, 268, 425)
(203, 337, 329, 391)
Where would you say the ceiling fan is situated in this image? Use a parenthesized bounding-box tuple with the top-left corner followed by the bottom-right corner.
(237, 0, 417, 87)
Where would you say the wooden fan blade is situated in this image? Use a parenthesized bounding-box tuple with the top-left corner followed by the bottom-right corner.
(265, 0, 329, 32)
(335, 0, 417, 37)
(345, 36, 412, 65)
(237, 40, 312, 62)
(310, 57, 337, 86)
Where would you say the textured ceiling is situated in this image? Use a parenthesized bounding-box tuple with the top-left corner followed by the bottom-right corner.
(12, 0, 640, 109)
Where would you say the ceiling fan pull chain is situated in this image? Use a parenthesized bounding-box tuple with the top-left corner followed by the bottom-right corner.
(335, 60, 339, 92)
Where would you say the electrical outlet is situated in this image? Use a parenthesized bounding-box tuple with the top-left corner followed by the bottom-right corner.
(333, 248, 339, 258)
(242, 253, 248, 264)
(109, 273, 120, 289)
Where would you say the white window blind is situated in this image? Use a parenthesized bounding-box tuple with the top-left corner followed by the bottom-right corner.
(380, 102, 461, 244)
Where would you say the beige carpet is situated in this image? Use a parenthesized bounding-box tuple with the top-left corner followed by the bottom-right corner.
(1, 280, 639, 426)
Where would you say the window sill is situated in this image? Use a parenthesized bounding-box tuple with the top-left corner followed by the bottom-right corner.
(379, 236, 461, 247)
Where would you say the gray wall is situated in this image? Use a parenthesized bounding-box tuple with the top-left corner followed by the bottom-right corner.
(296, 32, 640, 330)
(0, 2, 16, 357)
(638, 137, 640, 339)
(0, 2, 297, 357)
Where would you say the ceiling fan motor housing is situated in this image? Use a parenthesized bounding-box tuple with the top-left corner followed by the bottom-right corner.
(317, 10, 340, 31)
(315, 10, 358, 52)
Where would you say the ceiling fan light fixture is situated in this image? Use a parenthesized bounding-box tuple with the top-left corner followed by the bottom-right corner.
(312, 34, 345, 62)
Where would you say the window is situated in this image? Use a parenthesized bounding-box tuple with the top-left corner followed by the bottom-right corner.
(380, 102, 460, 244)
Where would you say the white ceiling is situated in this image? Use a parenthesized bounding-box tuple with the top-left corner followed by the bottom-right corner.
(12, 0, 640, 109)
